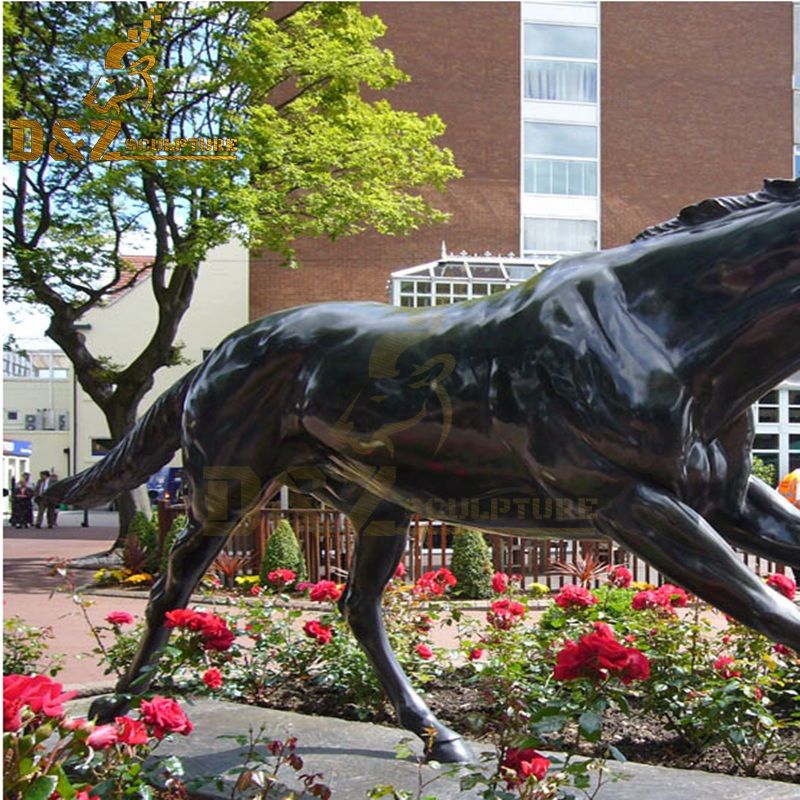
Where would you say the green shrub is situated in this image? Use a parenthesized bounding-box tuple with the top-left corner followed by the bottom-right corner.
(752, 454, 777, 487)
(161, 513, 186, 573)
(260, 519, 307, 584)
(450, 527, 493, 599)
(129, 510, 160, 572)
(3, 616, 64, 676)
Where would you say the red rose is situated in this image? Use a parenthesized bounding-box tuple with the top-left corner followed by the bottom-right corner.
(554, 624, 650, 684)
(105, 611, 135, 626)
(773, 643, 792, 656)
(250, 585, 263, 597)
(139, 696, 193, 740)
(416, 643, 434, 660)
(303, 619, 333, 645)
(607, 565, 632, 588)
(554, 584, 599, 609)
(202, 667, 224, 690)
(198, 615, 236, 651)
(713, 655, 741, 679)
(3, 674, 78, 730)
(632, 583, 687, 613)
(469, 648, 485, 661)
(766, 573, 797, 601)
(501, 747, 550, 787)
(487, 597, 525, 630)
(413, 568, 457, 597)
(115, 715, 150, 745)
(491, 572, 510, 594)
(309, 580, 343, 603)
(87, 723, 119, 749)
(267, 568, 297, 589)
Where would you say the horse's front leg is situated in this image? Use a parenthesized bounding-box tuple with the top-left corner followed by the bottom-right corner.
(595, 484, 800, 650)
(340, 500, 473, 763)
(709, 476, 800, 572)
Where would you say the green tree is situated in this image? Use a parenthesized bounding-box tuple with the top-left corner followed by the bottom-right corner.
(3, 2, 460, 553)
(450, 527, 493, 599)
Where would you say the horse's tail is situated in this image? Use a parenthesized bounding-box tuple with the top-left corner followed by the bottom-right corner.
(45, 366, 200, 508)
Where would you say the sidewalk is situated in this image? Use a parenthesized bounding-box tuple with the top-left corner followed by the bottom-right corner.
(3, 511, 149, 689)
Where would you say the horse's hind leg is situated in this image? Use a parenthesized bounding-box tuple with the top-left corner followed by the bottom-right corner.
(89, 476, 282, 722)
(595, 483, 800, 650)
(340, 497, 473, 763)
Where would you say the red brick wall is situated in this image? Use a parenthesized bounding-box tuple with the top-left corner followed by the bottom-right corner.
(249, 2, 520, 318)
(601, 2, 793, 247)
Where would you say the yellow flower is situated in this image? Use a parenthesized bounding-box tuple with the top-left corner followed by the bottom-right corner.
(234, 575, 260, 586)
(630, 581, 657, 591)
(528, 582, 551, 598)
(123, 572, 153, 585)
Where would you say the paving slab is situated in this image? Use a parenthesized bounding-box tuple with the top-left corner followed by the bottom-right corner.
(93, 698, 797, 800)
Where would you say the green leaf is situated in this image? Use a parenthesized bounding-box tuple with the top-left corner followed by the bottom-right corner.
(23, 775, 58, 800)
(579, 710, 602, 740)
(608, 745, 627, 763)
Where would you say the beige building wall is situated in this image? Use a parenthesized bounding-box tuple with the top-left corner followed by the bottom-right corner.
(4, 356, 73, 480)
(75, 240, 249, 473)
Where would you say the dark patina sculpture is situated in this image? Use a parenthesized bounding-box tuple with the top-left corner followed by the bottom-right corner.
(49, 179, 800, 762)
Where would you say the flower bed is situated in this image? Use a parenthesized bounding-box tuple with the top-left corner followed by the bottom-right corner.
(5, 567, 800, 797)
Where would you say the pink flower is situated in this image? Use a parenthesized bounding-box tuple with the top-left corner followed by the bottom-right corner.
(105, 611, 134, 626)
(416, 643, 434, 660)
(249, 585, 263, 597)
(469, 647, 485, 661)
(394, 562, 407, 579)
(607, 564, 632, 588)
(554, 584, 599, 609)
(3, 674, 78, 731)
(491, 572, 510, 594)
(487, 598, 525, 630)
(713, 655, 741, 679)
(202, 667, 223, 690)
(500, 747, 550, 787)
(303, 619, 333, 645)
(115, 715, 149, 745)
(766, 573, 797, 601)
(139, 696, 193, 740)
(87, 723, 119, 749)
(308, 580, 342, 603)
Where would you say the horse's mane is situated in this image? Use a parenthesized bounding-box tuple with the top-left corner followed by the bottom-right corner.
(632, 178, 800, 242)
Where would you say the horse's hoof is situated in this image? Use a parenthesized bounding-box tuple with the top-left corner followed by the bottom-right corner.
(425, 736, 474, 764)
(88, 694, 131, 724)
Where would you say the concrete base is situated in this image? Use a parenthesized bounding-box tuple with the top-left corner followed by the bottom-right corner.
(147, 699, 798, 799)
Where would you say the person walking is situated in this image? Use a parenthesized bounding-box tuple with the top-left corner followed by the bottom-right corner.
(34, 470, 58, 528)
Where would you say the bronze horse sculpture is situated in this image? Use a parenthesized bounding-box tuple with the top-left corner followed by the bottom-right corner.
(49, 179, 800, 762)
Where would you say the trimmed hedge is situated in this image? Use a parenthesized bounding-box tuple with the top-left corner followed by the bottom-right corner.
(450, 527, 493, 599)
(260, 519, 307, 583)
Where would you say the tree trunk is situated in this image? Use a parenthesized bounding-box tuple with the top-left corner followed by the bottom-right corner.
(105, 402, 141, 553)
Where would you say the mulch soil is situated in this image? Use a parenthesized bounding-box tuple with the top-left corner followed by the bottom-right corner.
(255, 669, 800, 784)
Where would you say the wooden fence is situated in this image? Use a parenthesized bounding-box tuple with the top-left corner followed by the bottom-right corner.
(157, 502, 789, 590)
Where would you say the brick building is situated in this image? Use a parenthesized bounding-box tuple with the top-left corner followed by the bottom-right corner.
(249, 1, 800, 477)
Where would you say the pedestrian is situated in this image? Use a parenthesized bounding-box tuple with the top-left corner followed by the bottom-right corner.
(34, 470, 58, 528)
(11, 472, 34, 528)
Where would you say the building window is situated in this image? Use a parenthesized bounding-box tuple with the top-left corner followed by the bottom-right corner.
(91, 438, 114, 457)
(795, 145, 800, 178)
(524, 23, 597, 103)
(754, 386, 800, 479)
(523, 217, 597, 256)
(524, 122, 597, 196)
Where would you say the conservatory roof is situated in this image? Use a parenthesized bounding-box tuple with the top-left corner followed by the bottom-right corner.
(391, 249, 554, 283)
